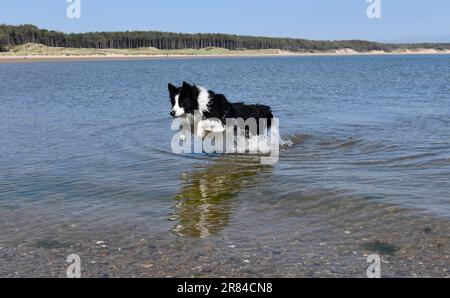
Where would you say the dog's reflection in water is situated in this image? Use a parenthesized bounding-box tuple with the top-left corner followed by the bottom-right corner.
(171, 157, 271, 238)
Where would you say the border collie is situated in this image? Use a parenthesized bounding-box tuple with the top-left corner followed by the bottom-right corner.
(168, 82, 273, 139)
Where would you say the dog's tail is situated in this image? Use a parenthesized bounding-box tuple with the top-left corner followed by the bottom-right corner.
(256, 104, 273, 125)
(251, 104, 273, 130)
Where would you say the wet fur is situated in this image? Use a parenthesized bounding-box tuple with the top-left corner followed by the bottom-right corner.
(168, 82, 273, 136)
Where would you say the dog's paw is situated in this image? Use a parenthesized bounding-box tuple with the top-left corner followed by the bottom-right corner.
(203, 119, 225, 133)
(196, 128, 205, 139)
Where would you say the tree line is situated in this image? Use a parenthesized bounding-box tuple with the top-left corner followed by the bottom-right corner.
(1, 24, 450, 52)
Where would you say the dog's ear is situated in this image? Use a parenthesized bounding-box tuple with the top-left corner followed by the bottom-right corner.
(168, 83, 178, 96)
(182, 81, 191, 89)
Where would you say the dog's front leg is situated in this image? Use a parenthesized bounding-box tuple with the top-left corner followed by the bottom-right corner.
(177, 117, 194, 141)
(196, 120, 206, 139)
(196, 119, 225, 139)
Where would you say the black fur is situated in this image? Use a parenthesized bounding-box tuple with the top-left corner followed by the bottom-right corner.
(168, 83, 180, 107)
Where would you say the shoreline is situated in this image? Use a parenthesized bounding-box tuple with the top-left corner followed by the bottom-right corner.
(1, 49, 450, 63)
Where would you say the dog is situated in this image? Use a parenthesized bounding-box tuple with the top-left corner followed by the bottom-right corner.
(168, 82, 273, 139)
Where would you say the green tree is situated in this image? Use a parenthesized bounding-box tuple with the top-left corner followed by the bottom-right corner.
(1, 24, 450, 53)
(0, 30, 8, 51)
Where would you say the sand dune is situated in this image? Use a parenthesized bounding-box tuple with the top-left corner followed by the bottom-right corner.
(1, 43, 449, 63)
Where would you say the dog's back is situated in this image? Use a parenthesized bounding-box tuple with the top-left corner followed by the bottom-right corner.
(230, 103, 273, 122)
(205, 93, 273, 124)
(228, 102, 273, 134)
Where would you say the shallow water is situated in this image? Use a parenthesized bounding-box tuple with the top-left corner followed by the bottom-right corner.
(0, 55, 449, 277)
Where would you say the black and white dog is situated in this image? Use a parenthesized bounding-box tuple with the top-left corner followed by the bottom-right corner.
(168, 82, 273, 139)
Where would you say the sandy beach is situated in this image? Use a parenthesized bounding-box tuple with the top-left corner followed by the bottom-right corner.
(1, 48, 450, 63)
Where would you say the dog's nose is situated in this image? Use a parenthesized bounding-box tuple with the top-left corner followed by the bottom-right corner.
(170, 111, 176, 117)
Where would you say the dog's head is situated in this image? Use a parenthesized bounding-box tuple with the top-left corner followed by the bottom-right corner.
(168, 81, 199, 117)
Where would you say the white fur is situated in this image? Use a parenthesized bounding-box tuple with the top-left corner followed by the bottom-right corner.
(197, 86, 210, 114)
(173, 86, 214, 139)
(196, 119, 225, 139)
(172, 95, 185, 117)
(202, 119, 225, 133)
(179, 115, 193, 140)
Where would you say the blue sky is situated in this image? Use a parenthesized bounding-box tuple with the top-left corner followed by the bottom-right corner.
(1, 0, 450, 42)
